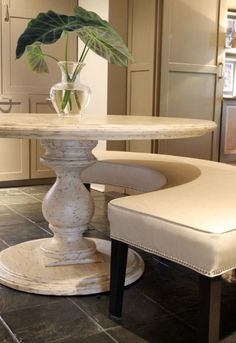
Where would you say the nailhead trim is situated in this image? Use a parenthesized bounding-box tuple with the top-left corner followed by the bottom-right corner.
(110, 234, 236, 277)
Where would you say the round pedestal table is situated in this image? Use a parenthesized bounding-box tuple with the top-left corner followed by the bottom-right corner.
(0, 114, 216, 295)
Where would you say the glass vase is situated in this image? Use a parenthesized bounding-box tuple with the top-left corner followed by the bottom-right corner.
(50, 61, 91, 117)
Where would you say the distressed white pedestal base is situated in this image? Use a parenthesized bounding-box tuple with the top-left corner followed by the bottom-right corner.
(222, 269, 236, 284)
(0, 238, 144, 295)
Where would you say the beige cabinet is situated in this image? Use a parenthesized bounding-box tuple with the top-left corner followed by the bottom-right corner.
(0, 0, 77, 183)
(126, 0, 157, 153)
(158, 0, 227, 160)
(125, 0, 227, 160)
(30, 95, 55, 179)
(2, 0, 77, 95)
(0, 94, 29, 181)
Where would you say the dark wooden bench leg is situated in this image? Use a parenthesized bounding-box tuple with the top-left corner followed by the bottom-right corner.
(109, 239, 128, 319)
(198, 275, 221, 343)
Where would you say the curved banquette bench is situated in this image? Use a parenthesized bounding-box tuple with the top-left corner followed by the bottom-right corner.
(81, 151, 236, 343)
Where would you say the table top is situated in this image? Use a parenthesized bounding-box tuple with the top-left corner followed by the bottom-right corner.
(0, 113, 217, 140)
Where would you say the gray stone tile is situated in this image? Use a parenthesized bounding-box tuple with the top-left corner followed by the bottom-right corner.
(8, 203, 44, 222)
(0, 194, 40, 205)
(0, 222, 50, 245)
(0, 188, 23, 195)
(20, 185, 51, 194)
(58, 332, 115, 343)
(73, 287, 169, 331)
(220, 332, 236, 343)
(2, 299, 103, 343)
(107, 314, 196, 343)
(31, 193, 45, 201)
(85, 227, 109, 241)
(0, 206, 14, 214)
(106, 326, 150, 343)
(0, 240, 9, 251)
(0, 212, 30, 226)
(135, 259, 198, 314)
(36, 221, 52, 234)
(0, 285, 59, 314)
(0, 320, 16, 342)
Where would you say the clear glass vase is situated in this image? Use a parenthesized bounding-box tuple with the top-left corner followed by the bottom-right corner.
(50, 61, 91, 117)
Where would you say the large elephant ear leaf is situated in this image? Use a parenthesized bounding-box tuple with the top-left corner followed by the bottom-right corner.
(16, 11, 80, 59)
(16, 6, 132, 68)
(16, 7, 110, 60)
(75, 6, 132, 66)
(74, 6, 109, 27)
(25, 43, 49, 73)
(78, 27, 132, 67)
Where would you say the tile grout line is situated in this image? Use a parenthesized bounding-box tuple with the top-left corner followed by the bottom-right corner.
(1, 299, 62, 316)
(19, 190, 44, 203)
(0, 316, 22, 343)
(0, 238, 10, 247)
(1, 203, 52, 236)
(136, 288, 196, 331)
(68, 298, 119, 343)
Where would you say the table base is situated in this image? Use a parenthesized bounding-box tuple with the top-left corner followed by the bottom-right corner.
(0, 238, 144, 295)
(222, 269, 236, 284)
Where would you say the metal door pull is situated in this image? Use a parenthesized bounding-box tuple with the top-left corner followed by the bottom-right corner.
(4, 3, 9, 22)
(0, 98, 20, 113)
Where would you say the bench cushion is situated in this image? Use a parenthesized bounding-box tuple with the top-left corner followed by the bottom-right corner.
(82, 150, 167, 192)
(107, 153, 236, 277)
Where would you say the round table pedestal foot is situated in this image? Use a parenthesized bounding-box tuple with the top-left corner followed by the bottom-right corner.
(222, 269, 236, 284)
(0, 238, 144, 295)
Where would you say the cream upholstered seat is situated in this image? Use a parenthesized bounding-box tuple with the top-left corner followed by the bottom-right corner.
(108, 153, 236, 277)
(85, 151, 236, 277)
(82, 151, 236, 343)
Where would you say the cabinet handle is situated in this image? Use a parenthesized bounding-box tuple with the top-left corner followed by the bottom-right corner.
(4, 3, 9, 22)
(218, 62, 224, 79)
(0, 97, 13, 113)
(0, 97, 20, 113)
(0, 97, 21, 112)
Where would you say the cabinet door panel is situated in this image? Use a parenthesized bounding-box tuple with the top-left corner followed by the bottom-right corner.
(2, 0, 77, 94)
(159, 0, 227, 160)
(30, 95, 55, 179)
(0, 94, 29, 181)
(160, 72, 215, 159)
(126, 0, 156, 153)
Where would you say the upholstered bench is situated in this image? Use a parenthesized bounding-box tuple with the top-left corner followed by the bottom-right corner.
(82, 151, 236, 343)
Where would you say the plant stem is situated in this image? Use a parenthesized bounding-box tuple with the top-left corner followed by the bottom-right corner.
(43, 54, 59, 62)
(79, 40, 89, 63)
(65, 33, 70, 80)
(80, 45, 90, 63)
(71, 38, 91, 82)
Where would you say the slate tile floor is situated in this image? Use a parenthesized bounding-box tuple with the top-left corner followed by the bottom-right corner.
(0, 185, 234, 342)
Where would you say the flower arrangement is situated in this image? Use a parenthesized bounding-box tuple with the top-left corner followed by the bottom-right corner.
(16, 6, 132, 115)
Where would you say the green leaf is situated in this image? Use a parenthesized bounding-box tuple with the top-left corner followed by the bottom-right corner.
(16, 11, 82, 59)
(74, 6, 131, 66)
(74, 6, 110, 28)
(78, 27, 132, 67)
(25, 43, 49, 73)
(16, 6, 132, 68)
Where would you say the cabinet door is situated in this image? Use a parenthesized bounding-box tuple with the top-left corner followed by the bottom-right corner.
(30, 95, 55, 179)
(2, 0, 77, 95)
(0, 94, 29, 181)
(126, 0, 156, 153)
(158, 0, 227, 160)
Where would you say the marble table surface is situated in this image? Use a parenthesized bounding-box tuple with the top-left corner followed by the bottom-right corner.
(0, 113, 217, 140)
(0, 114, 217, 295)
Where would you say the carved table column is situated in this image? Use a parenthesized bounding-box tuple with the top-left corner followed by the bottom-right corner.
(0, 139, 144, 295)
